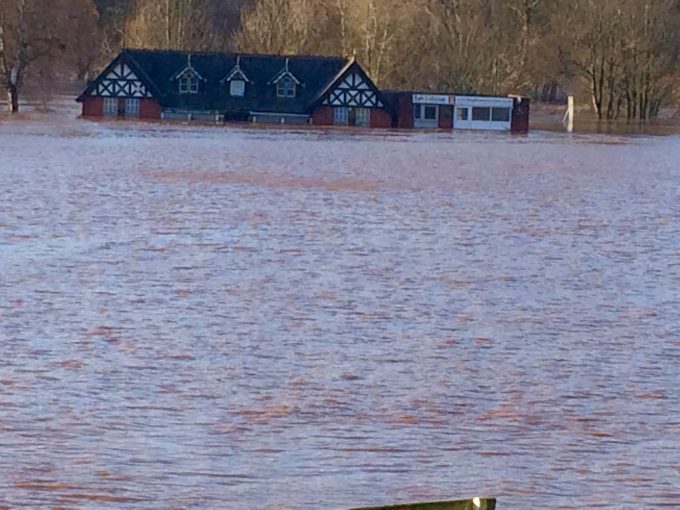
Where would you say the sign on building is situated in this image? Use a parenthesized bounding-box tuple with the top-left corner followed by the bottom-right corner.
(413, 94, 454, 105)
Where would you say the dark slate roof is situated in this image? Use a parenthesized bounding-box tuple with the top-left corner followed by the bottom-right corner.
(381, 89, 522, 101)
(83, 48, 350, 115)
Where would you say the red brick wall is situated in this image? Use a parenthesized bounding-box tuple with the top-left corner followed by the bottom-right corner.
(140, 98, 161, 120)
(81, 97, 103, 117)
(312, 106, 391, 128)
(311, 106, 334, 126)
(396, 94, 414, 129)
(511, 98, 530, 134)
(81, 97, 161, 120)
(439, 105, 453, 129)
(370, 108, 393, 128)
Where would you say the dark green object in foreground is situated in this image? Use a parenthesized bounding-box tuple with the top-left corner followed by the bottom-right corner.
(349, 497, 497, 510)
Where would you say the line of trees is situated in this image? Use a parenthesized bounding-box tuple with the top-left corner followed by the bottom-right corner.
(2, 0, 680, 119)
(1, 0, 99, 112)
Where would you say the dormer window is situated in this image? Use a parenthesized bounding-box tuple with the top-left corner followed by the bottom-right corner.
(172, 54, 204, 95)
(221, 56, 251, 98)
(230, 79, 245, 97)
(179, 70, 200, 94)
(277, 76, 296, 98)
(270, 58, 301, 99)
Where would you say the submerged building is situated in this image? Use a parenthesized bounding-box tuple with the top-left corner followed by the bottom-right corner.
(78, 49, 529, 133)
(383, 91, 530, 133)
(77, 49, 392, 127)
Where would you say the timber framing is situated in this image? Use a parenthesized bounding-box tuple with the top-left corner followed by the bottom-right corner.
(314, 58, 386, 109)
(77, 48, 529, 132)
(77, 48, 393, 126)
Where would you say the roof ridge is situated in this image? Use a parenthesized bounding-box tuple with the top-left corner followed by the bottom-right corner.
(122, 47, 346, 61)
(381, 88, 516, 99)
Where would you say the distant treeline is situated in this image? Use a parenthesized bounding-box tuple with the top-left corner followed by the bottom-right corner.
(2, 0, 680, 118)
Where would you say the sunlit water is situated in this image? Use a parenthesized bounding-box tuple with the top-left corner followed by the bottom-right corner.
(0, 116, 679, 509)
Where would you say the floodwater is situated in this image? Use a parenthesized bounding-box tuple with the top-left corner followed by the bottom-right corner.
(0, 115, 679, 509)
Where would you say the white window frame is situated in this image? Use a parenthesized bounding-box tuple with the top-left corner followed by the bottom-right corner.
(414, 104, 439, 128)
(179, 74, 199, 95)
(354, 107, 370, 127)
(472, 107, 491, 121)
(334, 107, 349, 125)
(423, 105, 437, 120)
(230, 79, 246, 97)
(103, 97, 118, 117)
(125, 98, 140, 118)
(277, 77, 296, 98)
(454, 96, 514, 131)
(491, 107, 511, 122)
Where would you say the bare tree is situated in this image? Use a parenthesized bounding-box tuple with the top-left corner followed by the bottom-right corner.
(233, 0, 333, 55)
(555, 0, 680, 120)
(332, 0, 409, 86)
(234, 0, 411, 85)
(0, 0, 99, 112)
(618, 0, 680, 120)
(4, 0, 680, 116)
(124, 0, 221, 51)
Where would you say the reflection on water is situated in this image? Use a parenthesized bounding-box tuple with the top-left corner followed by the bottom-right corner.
(531, 107, 680, 136)
(0, 118, 679, 509)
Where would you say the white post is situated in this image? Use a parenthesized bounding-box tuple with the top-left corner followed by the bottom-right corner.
(563, 96, 574, 133)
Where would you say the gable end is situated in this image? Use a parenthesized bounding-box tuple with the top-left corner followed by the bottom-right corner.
(315, 60, 384, 109)
(221, 56, 252, 84)
(77, 53, 156, 101)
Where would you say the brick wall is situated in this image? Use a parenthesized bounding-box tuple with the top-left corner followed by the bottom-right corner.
(370, 108, 393, 128)
(396, 94, 414, 129)
(81, 97, 103, 117)
(81, 97, 161, 120)
(439, 105, 453, 129)
(311, 106, 334, 126)
(140, 99, 161, 120)
(511, 98, 531, 134)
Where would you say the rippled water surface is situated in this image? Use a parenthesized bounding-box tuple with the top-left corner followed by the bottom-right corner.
(1, 117, 679, 509)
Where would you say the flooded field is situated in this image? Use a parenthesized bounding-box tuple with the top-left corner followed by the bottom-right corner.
(0, 116, 679, 509)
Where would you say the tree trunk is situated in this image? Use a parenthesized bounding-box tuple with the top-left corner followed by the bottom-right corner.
(7, 83, 19, 113)
(590, 72, 602, 120)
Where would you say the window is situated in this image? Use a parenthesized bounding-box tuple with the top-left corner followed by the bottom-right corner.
(334, 107, 349, 125)
(492, 107, 511, 122)
(472, 107, 491, 121)
(125, 98, 140, 118)
(103, 97, 118, 117)
(230, 79, 245, 97)
(354, 107, 370, 127)
(277, 77, 296, 98)
(179, 72, 199, 94)
(414, 105, 421, 120)
(424, 105, 437, 120)
(457, 108, 469, 121)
